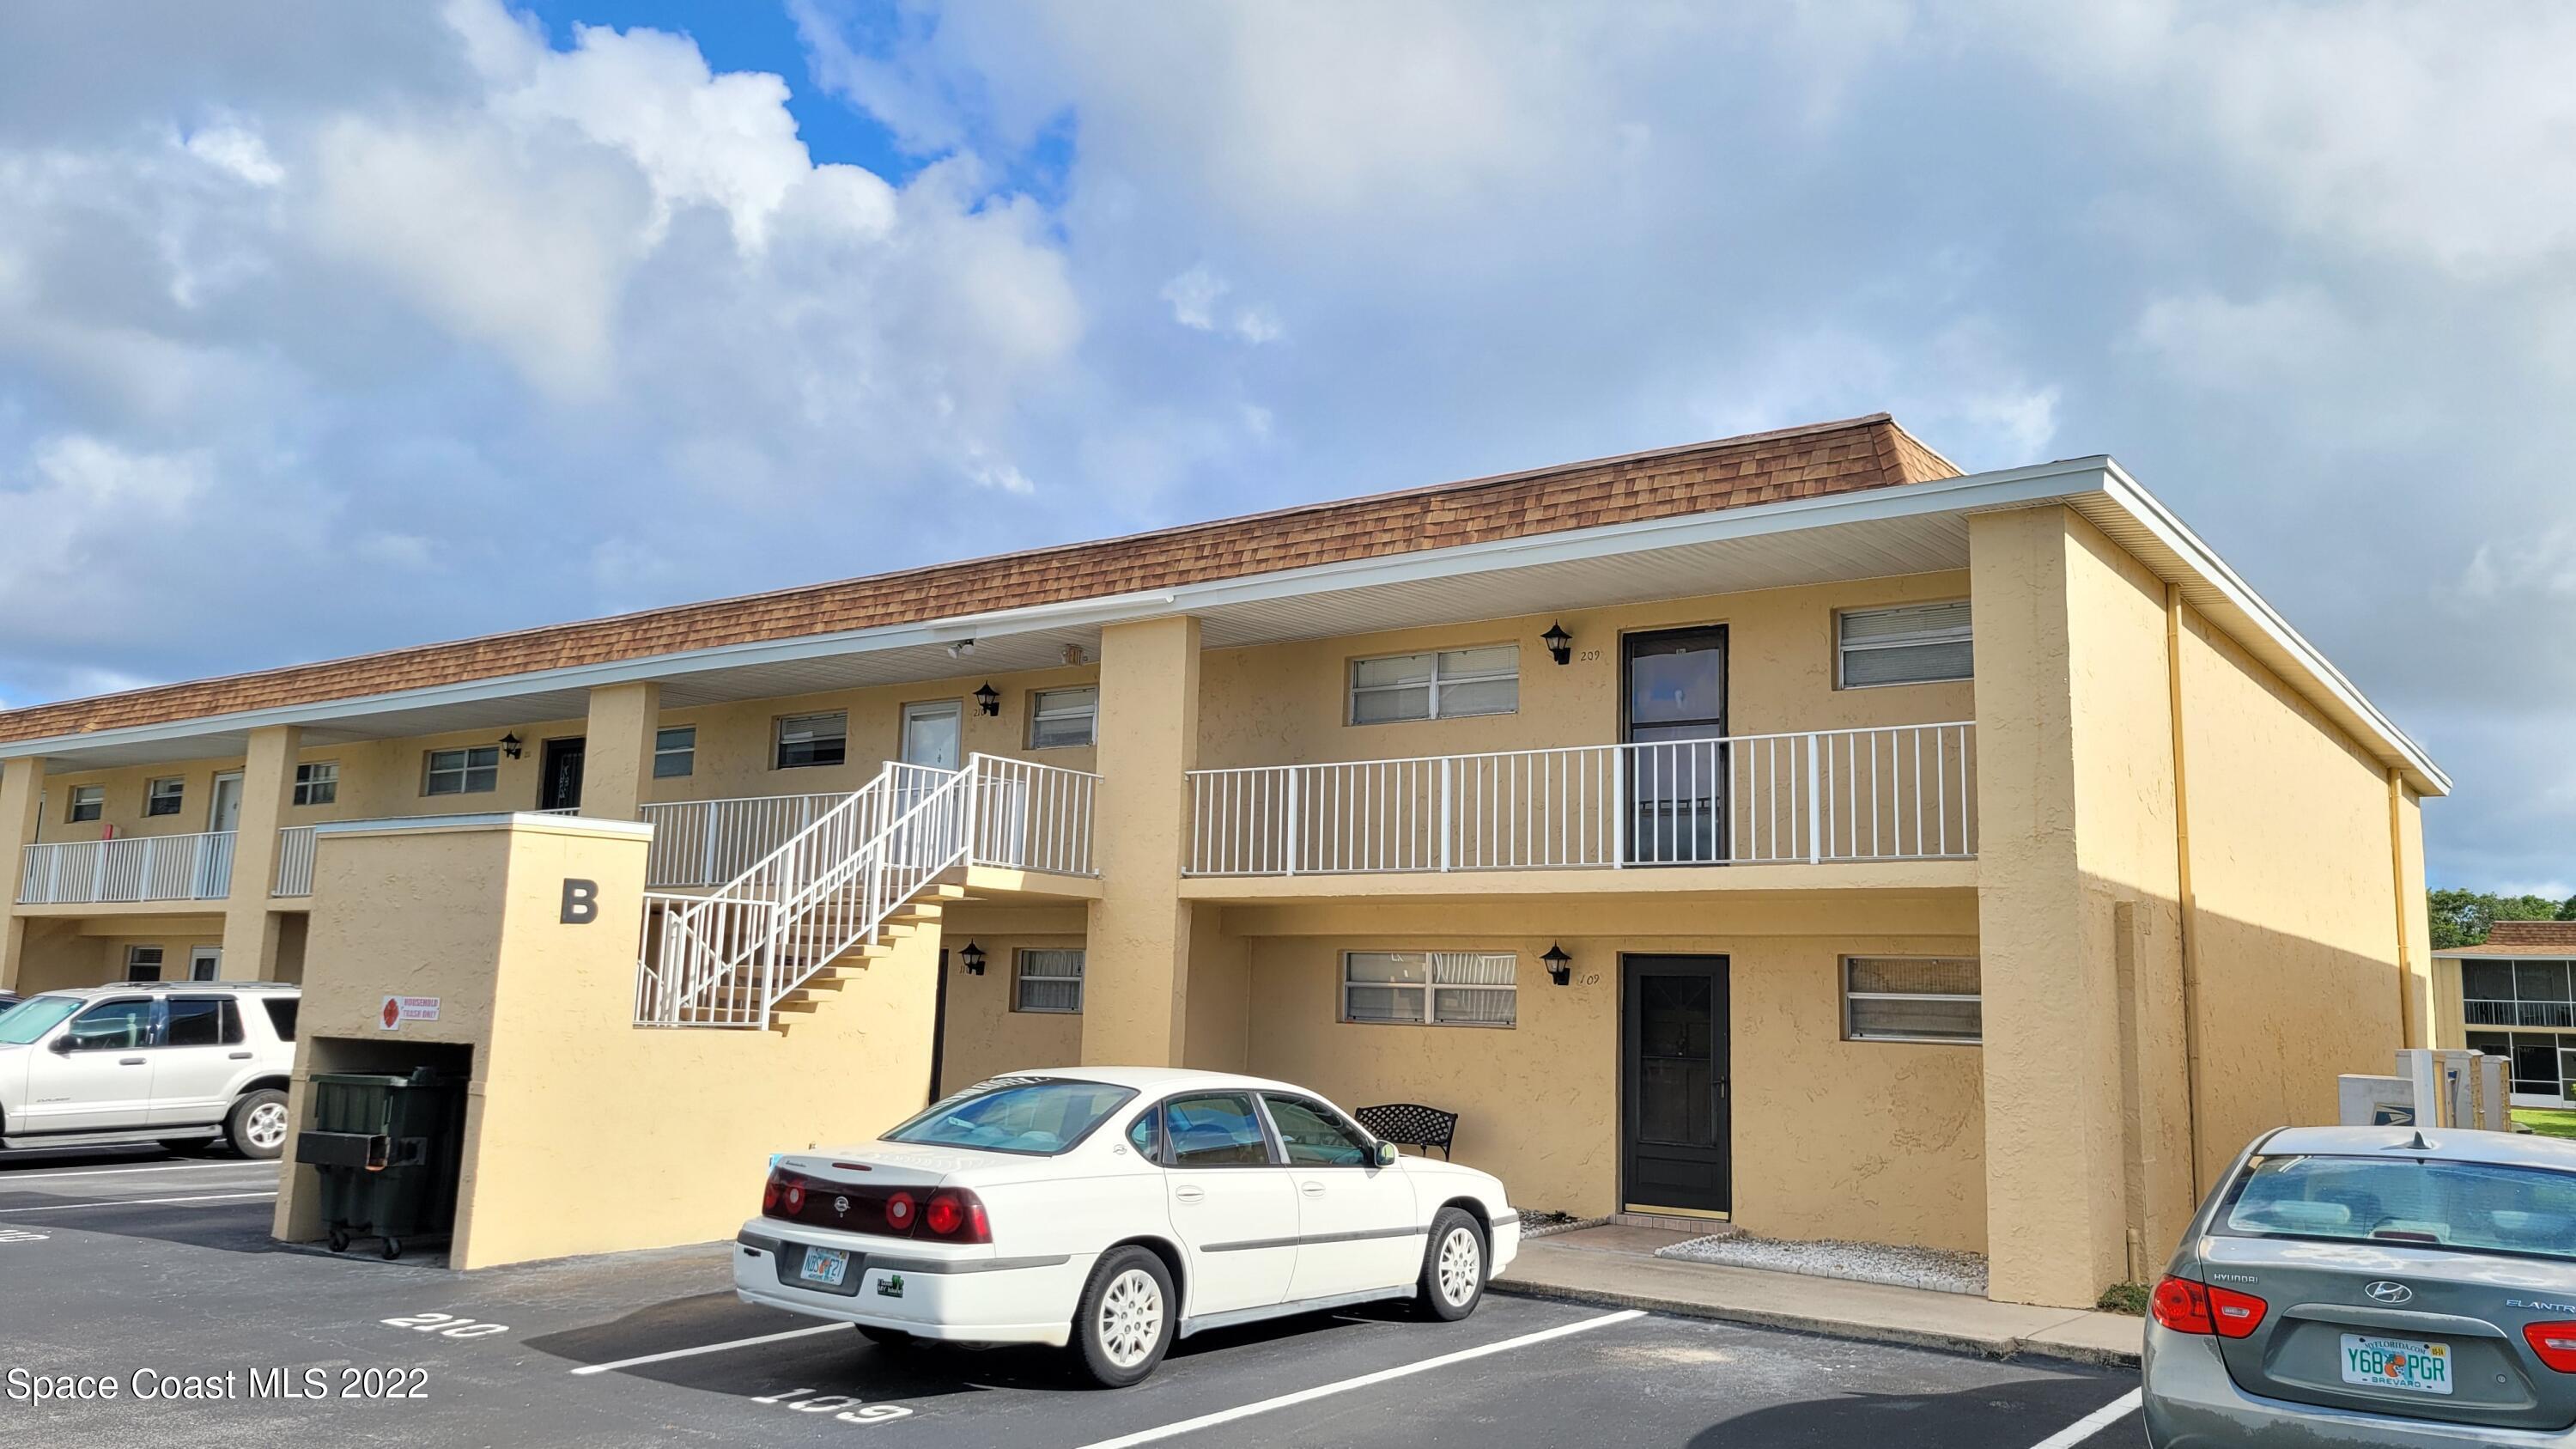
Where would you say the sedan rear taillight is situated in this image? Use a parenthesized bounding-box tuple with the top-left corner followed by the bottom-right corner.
(2524, 1322, 2576, 1373)
(922, 1189, 991, 1244)
(2151, 1275, 2266, 1339)
(762, 1166, 806, 1220)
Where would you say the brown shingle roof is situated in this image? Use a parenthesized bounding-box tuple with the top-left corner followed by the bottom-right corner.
(0, 414, 1957, 743)
(2442, 919, 2576, 957)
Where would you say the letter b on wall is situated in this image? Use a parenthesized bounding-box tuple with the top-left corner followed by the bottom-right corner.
(560, 878, 598, 925)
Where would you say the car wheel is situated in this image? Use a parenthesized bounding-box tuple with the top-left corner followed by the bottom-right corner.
(227, 1088, 289, 1160)
(1416, 1208, 1486, 1321)
(855, 1325, 920, 1350)
(1072, 1246, 1173, 1388)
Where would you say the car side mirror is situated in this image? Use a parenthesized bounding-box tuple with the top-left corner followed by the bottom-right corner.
(47, 1034, 75, 1054)
(1374, 1141, 1400, 1167)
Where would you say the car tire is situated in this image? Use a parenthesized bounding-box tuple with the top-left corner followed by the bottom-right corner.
(1071, 1245, 1174, 1388)
(227, 1088, 290, 1160)
(855, 1325, 920, 1350)
(1415, 1208, 1487, 1321)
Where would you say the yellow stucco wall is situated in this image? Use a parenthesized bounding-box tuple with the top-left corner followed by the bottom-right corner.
(275, 815, 941, 1269)
(932, 922, 1087, 1094)
(1194, 572, 1975, 771)
(25, 664, 1098, 843)
(1235, 924, 1987, 1248)
(8, 917, 226, 993)
(2175, 602, 2410, 1184)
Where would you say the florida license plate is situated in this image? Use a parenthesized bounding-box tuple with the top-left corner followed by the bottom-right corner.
(798, 1247, 850, 1288)
(2341, 1334, 2452, 1396)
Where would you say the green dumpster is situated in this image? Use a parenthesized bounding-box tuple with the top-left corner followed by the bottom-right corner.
(293, 1068, 465, 1260)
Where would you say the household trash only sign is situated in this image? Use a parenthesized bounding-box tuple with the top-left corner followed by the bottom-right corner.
(379, 996, 439, 1031)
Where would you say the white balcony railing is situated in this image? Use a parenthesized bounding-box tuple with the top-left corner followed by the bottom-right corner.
(275, 825, 319, 898)
(21, 831, 239, 904)
(641, 793, 853, 890)
(967, 755, 1101, 878)
(2465, 998, 2576, 1029)
(1184, 722, 1976, 877)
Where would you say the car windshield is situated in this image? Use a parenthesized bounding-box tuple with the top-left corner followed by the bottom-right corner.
(0, 995, 83, 1045)
(883, 1076, 1137, 1156)
(2220, 1154, 2576, 1262)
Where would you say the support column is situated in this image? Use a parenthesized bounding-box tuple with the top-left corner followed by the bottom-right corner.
(0, 757, 44, 991)
(581, 682, 660, 820)
(1971, 508, 2131, 1307)
(220, 725, 302, 981)
(1080, 615, 1200, 1067)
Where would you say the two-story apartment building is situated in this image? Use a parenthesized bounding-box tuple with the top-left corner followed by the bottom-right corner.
(0, 415, 2443, 1308)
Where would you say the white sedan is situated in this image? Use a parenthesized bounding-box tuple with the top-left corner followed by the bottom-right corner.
(732, 1067, 1518, 1386)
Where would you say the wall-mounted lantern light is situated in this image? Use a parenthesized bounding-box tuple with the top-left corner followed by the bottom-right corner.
(1541, 943, 1572, 986)
(499, 733, 525, 760)
(974, 682, 1001, 716)
(1541, 623, 1572, 666)
(960, 941, 987, 976)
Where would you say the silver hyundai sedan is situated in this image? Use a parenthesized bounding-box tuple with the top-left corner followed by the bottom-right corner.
(2146, 1125, 2576, 1446)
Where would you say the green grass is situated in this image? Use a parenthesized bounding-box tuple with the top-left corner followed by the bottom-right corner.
(2513, 1107, 2576, 1139)
(2096, 1282, 2151, 1317)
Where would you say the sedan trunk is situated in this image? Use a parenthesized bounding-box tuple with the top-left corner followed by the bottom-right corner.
(2197, 1236, 2576, 1431)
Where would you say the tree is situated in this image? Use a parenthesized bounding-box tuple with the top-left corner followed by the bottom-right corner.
(2427, 889, 2576, 948)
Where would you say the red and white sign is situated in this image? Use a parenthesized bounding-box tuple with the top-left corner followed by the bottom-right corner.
(379, 995, 440, 1031)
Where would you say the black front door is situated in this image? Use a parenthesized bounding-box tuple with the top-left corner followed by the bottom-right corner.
(1623, 626, 1728, 863)
(539, 737, 586, 813)
(1621, 954, 1730, 1215)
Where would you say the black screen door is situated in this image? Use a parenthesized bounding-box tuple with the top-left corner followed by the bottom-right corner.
(1623, 627, 1728, 863)
(1621, 954, 1731, 1215)
(539, 737, 586, 813)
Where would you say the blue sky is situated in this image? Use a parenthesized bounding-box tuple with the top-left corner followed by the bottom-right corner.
(0, 1, 2572, 892)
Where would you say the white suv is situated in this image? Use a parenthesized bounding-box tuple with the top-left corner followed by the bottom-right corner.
(0, 983, 299, 1159)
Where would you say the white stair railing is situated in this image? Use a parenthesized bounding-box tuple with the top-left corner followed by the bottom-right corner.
(635, 763, 975, 1029)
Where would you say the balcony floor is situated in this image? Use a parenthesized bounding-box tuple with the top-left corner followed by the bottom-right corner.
(1176, 855, 1977, 904)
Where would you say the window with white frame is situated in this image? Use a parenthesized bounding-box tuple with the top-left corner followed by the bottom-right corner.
(1348, 646, 1518, 725)
(1342, 951, 1517, 1026)
(653, 727, 696, 778)
(1838, 601, 1972, 687)
(144, 777, 185, 817)
(423, 746, 500, 796)
(1029, 687, 1097, 749)
(67, 784, 104, 823)
(293, 763, 337, 807)
(1013, 948, 1085, 1014)
(1843, 957, 1982, 1043)
(774, 711, 847, 770)
(125, 945, 165, 982)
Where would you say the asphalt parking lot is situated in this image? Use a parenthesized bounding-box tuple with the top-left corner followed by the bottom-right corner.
(2, 1149, 2147, 1448)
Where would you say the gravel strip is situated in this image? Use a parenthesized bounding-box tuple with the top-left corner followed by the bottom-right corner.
(1518, 1210, 1607, 1239)
(1656, 1232, 1989, 1295)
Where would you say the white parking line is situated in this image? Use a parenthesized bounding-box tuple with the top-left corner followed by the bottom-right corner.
(0, 1161, 278, 1185)
(0, 1191, 278, 1215)
(1072, 1308, 1646, 1449)
(2026, 1387, 2144, 1449)
(568, 1324, 848, 1376)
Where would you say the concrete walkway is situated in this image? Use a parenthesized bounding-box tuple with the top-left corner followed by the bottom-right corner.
(1494, 1224, 2144, 1367)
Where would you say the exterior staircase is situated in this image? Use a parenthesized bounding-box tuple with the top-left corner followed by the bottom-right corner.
(634, 762, 973, 1030)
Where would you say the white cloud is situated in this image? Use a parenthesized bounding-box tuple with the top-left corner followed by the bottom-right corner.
(4, 0, 2575, 892)
(1159, 266, 1224, 331)
(180, 125, 283, 187)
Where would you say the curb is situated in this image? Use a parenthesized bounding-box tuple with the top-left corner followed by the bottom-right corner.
(1487, 1276, 2143, 1370)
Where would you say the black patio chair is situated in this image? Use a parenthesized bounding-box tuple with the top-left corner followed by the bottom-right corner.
(1353, 1103, 1459, 1160)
